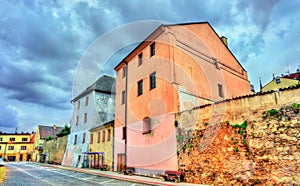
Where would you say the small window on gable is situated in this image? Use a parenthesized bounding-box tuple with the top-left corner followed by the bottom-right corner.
(276, 78, 281, 84)
(142, 117, 151, 134)
(138, 80, 143, 96)
(218, 84, 224, 98)
(107, 129, 111, 141)
(85, 96, 89, 106)
(122, 66, 126, 78)
(77, 101, 80, 109)
(212, 58, 219, 69)
(150, 42, 155, 57)
(138, 53, 143, 66)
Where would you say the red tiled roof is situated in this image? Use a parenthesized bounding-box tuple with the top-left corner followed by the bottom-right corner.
(38, 125, 64, 139)
(284, 72, 299, 80)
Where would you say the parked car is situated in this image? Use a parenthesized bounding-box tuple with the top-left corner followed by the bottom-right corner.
(0, 158, 5, 166)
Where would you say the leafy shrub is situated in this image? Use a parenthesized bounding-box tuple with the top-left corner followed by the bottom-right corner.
(45, 135, 53, 141)
(56, 125, 71, 137)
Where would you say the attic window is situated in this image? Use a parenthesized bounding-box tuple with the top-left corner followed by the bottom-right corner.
(212, 58, 219, 69)
(276, 78, 281, 84)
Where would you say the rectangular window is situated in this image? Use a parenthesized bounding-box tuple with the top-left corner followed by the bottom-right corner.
(107, 129, 111, 141)
(122, 66, 126, 78)
(121, 91, 126, 105)
(21, 146, 26, 150)
(77, 101, 80, 109)
(22, 138, 28, 142)
(276, 78, 281, 84)
(76, 116, 79, 125)
(8, 146, 14, 150)
(82, 133, 86, 143)
(150, 72, 156, 90)
(74, 135, 77, 145)
(122, 127, 126, 140)
(85, 96, 89, 106)
(218, 84, 224, 98)
(84, 113, 87, 123)
(150, 42, 155, 57)
(0, 137, 2, 142)
(9, 137, 15, 141)
(138, 53, 143, 66)
(0, 146, 1, 150)
(138, 80, 143, 96)
(90, 133, 93, 144)
(97, 132, 100, 143)
(102, 130, 106, 142)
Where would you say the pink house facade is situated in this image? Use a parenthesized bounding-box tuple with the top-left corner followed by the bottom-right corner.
(113, 22, 251, 175)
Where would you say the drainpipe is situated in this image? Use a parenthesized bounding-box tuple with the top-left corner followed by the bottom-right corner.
(124, 62, 128, 171)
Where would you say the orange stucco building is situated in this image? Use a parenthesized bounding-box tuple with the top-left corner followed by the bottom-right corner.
(114, 22, 251, 175)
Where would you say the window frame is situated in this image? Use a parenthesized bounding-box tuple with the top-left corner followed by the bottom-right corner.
(137, 80, 143, 96)
(21, 146, 26, 150)
(84, 113, 87, 123)
(74, 135, 77, 145)
(122, 66, 126, 78)
(121, 90, 126, 105)
(150, 72, 156, 90)
(102, 130, 106, 142)
(8, 146, 14, 150)
(77, 101, 80, 109)
(82, 133, 86, 143)
(150, 42, 155, 57)
(76, 116, 79, 125)
(9, 137, 15, 141)
(97, 132, 100, 143)
(218, 84, 224, 98)
(142, 117, 151, 135)
(85, 96, 89, 106)
(90, 133, 93, 144)
(138, 53, 143, 66)
(22, 137, 28, 142)
(107, 129, 111, 141)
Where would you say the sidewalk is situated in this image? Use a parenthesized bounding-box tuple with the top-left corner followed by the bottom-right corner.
(36, 163, 205, 186)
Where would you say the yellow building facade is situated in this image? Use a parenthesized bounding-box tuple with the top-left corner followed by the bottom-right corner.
(0, 132, 35, 161)
(88, 121, 114, 170)
(262, 77, 299, 92)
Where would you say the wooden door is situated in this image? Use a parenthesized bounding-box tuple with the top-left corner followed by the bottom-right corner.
(117, 154, 125, 172)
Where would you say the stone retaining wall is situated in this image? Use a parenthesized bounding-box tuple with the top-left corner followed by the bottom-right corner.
(176, 87, 300, 185)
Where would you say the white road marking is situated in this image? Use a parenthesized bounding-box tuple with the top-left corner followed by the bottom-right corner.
(9, 165, 56, 186)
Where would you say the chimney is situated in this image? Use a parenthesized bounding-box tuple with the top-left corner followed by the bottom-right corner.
(220, 36, 228, 47)
(53, 124, 57, 129)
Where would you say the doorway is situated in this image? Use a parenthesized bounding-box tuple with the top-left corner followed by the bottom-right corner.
(117, 154, 125, 172)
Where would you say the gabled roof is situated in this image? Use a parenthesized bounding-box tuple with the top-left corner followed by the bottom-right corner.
(284, 72, 300, 80)
(38, 125, 64, 139)
(71, 75, 115, 102)
(114, 21, 245, 71)
(89, 120, 114, 132)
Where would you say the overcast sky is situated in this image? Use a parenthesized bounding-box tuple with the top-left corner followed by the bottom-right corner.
(0, 0, 299, 133)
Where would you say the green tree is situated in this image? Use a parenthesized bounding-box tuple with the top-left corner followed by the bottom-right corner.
(56, 125, 71, 137)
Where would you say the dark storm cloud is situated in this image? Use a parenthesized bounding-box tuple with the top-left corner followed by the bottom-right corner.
(0, 104, 18, 128)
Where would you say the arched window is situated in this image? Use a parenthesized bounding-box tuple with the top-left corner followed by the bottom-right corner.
(143, 117, 151, 134)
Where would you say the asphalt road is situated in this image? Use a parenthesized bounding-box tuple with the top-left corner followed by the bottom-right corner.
(1, 162, 148, 186)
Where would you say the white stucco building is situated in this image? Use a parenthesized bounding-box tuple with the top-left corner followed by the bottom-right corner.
(62, 75, 115, 167)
